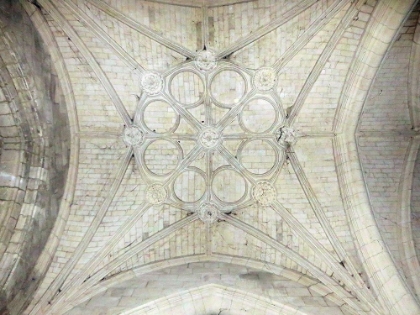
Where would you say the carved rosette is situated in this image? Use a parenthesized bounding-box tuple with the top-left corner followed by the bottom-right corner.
(198, 203, 220, 223)
(277, 126, 297, 148)
(252, 181, 276, 206)
(195, 50, 217, 72)
(199, 128, 221, 149)
(141, 72, 163, 95)
(253, 67, 277, 91)
(123, 125, 144, 147)
(146, 183, 167, 205)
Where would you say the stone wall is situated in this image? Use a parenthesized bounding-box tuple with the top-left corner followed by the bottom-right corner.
(0, 1, 70, 314)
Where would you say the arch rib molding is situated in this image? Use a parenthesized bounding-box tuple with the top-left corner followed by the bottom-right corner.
(336, 0, 420, 314)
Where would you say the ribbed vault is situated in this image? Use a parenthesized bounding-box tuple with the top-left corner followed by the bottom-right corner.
(1, 0, 420, 314)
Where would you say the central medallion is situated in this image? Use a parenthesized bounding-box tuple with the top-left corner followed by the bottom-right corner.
(199, 127, 222, 149)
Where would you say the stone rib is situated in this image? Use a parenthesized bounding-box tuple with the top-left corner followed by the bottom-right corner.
(39, 0, 132, 126)
(87, 0, 197, 59)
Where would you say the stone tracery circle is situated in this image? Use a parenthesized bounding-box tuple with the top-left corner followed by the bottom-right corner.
(199, 128, 221, 149)
(146, 183, 167, 205)
(253, 67, 277, 91)
(252, 181, 276, 206)
(141, 72, 163, 95)
(212, 169, 247, 204)
(143, 100, 179, 134)
(123, 125, 144, 147)
(174, 170, 206, 203)
(195, 50, 217, 72)
(238, 139, 277, 175)
(240, 98, 278, 134)
(210, 69, 247, 107)
(169, 70, 205, 106)
(144, 140, 182, 176)
(198, 203, 220, 223)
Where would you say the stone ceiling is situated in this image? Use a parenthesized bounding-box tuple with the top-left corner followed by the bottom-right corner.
(1, 0, 420, 314)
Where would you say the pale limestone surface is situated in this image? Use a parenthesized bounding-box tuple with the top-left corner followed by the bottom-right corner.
(65, 262, 346, 315)
(1, 0, 420, 315)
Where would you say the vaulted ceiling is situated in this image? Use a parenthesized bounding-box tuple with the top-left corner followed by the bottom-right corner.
(1, 0, 420, 314)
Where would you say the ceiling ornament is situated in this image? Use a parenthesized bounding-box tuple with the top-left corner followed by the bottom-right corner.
(123, 125, 144, 147)
(199, 127, 222, 149)
(252, 181, 276, 206)
(140, 72, 164, 95)
(253, 67, 277, 91)
(195, 50, 217, 72)
(146, 183, 167, 205)
(277, 126, 297, 148)
(198, 203, 220, 223)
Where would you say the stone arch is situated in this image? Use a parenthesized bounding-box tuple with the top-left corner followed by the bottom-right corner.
(407, 142, 420, 296)
(64, 259, 350, 315)
(338, 0, 420, 314)
(0, 1, 72, 314)
(401, 3, 420, 299)
(121, 284, 317, 315)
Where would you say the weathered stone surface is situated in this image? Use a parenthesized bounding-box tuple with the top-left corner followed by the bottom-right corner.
(1, 1, 420, 315)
